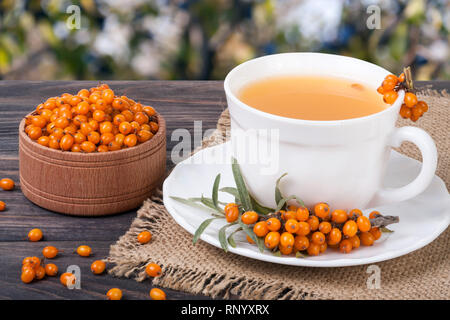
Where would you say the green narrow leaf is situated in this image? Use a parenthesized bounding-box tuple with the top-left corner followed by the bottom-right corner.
(200, 195, 224, 214)
(170, 196, 212, 212)
(218, 222, 237, 252)
(275, 195, 305, 212)
(296, 251, 306, 258)
(188, 197, 227, 206)
(212, 174, 221, 211)
(238, 220, 265, 253)
(231, 157, 253, 211)
(275, 173, 288, 208)
(193, 218, 217, 244)
(227, 227, 242, 248)
(381, 227, 394, 233)
(272, 250, 281, 257)
(221, 186, 275, 215)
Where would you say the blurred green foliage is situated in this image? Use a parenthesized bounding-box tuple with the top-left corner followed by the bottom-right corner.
(0, 0, 448, 80)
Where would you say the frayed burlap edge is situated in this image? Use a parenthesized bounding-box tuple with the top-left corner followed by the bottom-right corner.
(107, 89, 449, 300)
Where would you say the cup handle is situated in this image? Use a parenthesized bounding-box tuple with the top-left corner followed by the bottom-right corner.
(370, 126, 437, 207)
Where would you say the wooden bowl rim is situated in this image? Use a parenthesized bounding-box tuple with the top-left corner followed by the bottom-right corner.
(19, 111, 166, 160)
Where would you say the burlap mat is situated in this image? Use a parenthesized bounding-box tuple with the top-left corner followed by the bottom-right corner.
(107, 89, 449, 300)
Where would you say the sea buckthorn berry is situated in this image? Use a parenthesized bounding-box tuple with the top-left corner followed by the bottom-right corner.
(145, 263, 162, 277)
(99, 121, 113, 134)
(307, 243, 320, 256)
(266, 218, 281, 231)
(149, 121, 159, 133)
(331, 209, 348, 223)
(112, 98, 127, 110)
(287, 205, 298, 211)
(74, 132, 86, 144)
(318, 221, 332, 234)
(137, 130, 153, 143)
(369, 211, 381, 219)
(60, 272, 76, 287)
(307, 216, 319, 231)
(400, 104, 412, 118)
(45, 263, 58, 276)
(385, 74, 398, 83)
(343, 220, 358, 238)
(294, 235, 309, 251)
(314, 203, 330, 220)
(383, 91, 398, 105)
(102, 89, 115, 104)
(280, 232, 294, 248)
(0, 201, 5, 211)
(369, 227, 382, 240)
(296, 221, 310, 236)
(0, 178, 15, 191)
(241, 211, 258, 225)
(281, 210, 296, 221)
(21, 268, 36, 283)
(285, 219, 299, 233)
(60, 134, 74, 151)
(22, 256, 40, 267)
(382, 79, 397, 92)
(93, 110, 106, 122)
(130, 121, 141, 133)
(76, 245, 92, 257)
(28, 126, 42, 140)
(150, 288, 166, 300)
(348, 235, 360, 249)
(279, 244, 293, 255)
(339, 239, 353, 254)
(119, 121, 132, 135)
(295, 207, 309, 222)
(97, 145, 108, 152)
(327, 228, 342, 245)
(124, 134, 138, 147)
(31, 115, 47, 128)
(311, 231, 325, 245)
(134, 112, 149, 125)
(81, 141, 96, 153)
(376, 86, 384, 94)
(137, 231, 152, 244)
(80, 122, 94, 136)
(75, 101, 90, 115)
(417, 100, 428, 112)
(35, 266, 46, 280)
(143, 106, 156, 116)
(360, 232, 375, 246)
(412, 105, 424, 119)
(78, 89, 90, 99)
(48, 139, 60, 150)
(91, 260, 106, 275)
(42, 246, 59, 259)
(100, 132, 115, 145)
(398, 73, 405, 82)
(253, 221, 269, 237)
(224, 203, 239, 223)
(357, 216, 371, 232)
(121, 110, 134, 122)
(404, 92, 418, 108)
(71, 144, 81, 152)
(87, 131, 101, 145)
(115, 133, 125, 146)
(107, 288, 123, 300)
(28, 228, 43, 242)
(264, 231, 280, 249)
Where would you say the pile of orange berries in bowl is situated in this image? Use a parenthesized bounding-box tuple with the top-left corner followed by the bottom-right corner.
(377, 71, 428, 122)
(231, 203, 390, 256)
(24, 83, 159, 152)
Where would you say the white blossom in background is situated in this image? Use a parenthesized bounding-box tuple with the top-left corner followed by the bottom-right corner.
(275, 0, 344, 43)
(94, 15, 132, 62)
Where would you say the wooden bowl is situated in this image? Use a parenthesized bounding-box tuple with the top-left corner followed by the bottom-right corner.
(19, 113, 166, 216)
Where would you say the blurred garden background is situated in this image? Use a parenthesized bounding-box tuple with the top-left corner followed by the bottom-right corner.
(0, 0, 448, 81)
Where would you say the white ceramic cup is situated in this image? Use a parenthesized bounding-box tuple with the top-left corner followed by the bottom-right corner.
(224, 53, 437, 210)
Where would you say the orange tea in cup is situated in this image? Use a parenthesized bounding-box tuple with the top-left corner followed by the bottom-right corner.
(238, 75, 387, 121)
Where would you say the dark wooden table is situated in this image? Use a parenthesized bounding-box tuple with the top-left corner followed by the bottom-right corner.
(0, 80, 447, 300)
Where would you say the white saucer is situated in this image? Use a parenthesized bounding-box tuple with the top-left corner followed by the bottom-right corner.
(163, 142, 450, 267)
